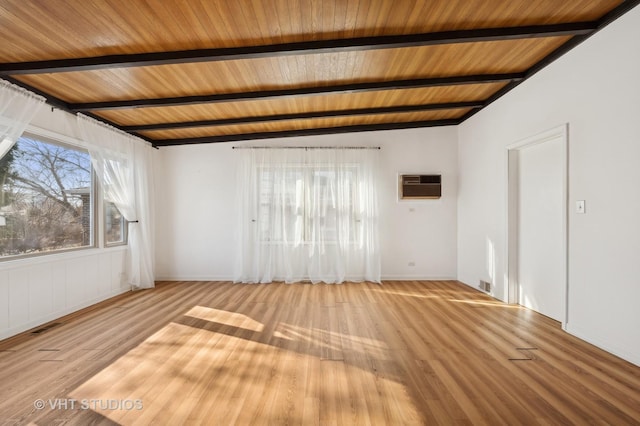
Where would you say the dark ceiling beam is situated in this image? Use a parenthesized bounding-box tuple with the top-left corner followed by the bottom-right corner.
(1, 75, 155, 145)
(460, 0, 640, 124)
(2, 75, 72, 112)
(151, 119, 461, 146)
(597, 0, 640, 29)
(70, 73, 523, 111)
(0, 22, 597, 75)
(121, 101, 483, 131)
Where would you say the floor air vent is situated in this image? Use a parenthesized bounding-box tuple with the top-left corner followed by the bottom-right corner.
(31, 322, 62, 335)
(479, 280, 491, 292)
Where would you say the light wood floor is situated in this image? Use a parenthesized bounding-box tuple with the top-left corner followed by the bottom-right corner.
(0, 281, 638, 425)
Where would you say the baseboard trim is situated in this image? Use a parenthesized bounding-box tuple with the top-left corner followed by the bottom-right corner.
(565, 323, 640, 367)
(156, 276, 458, 283)
(381, 276, 457, 281)
(155, 276, 235, 282)
(0, 286, 130, 342)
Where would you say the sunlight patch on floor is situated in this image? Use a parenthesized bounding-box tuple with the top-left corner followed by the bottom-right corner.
(69, 315, 421, 424)
(184, 305, 265, 332)
(447, 299, 523, 308)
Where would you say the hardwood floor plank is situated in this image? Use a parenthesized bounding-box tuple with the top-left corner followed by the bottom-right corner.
(0, 280, 638, 425)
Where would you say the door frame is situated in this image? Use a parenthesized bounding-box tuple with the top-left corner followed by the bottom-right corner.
(505, 124, 569, 328)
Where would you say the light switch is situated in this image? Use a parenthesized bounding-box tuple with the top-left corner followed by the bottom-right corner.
(576, 200, 585, 214)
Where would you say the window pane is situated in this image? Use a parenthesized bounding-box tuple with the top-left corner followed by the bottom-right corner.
(105, 201, 126, 245)
(258, 167, 305, 243)
(257, 165, 360, 244)
(0, 136, 92, 257)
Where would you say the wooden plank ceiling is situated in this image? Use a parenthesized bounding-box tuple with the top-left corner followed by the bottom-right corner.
(0, 0, 636, 147)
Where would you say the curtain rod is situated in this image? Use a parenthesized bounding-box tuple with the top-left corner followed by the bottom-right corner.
(232, 146, 380, 150)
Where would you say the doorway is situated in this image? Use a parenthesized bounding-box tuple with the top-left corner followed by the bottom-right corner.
(507, 125, 568, 325)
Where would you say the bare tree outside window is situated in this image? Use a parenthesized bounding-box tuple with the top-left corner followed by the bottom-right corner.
(0, 136, 92, 256)
(105, 201, 126, 245)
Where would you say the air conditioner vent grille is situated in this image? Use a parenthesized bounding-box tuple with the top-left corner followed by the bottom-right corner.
(399, 174, 441, 199)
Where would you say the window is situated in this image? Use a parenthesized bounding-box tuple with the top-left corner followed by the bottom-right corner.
(257, 165, 360, 244)
(235, 147, 380, 284)
(0, 135, 93, 257)
(105, 201, 127, 246)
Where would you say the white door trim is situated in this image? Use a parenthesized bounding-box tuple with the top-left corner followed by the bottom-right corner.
(505, 124, 569, 328)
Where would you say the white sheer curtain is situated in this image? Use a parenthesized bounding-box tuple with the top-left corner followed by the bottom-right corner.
(235, 147, 380, 284)
(77, 114, 155, 289)
(0, 79, 46, 159)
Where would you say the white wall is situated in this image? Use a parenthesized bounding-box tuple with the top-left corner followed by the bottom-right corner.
(0, 107, 129, 341)
(154, 127, 458, 281)
(0, 247, 127, 340)
(458, 6, 640, 365)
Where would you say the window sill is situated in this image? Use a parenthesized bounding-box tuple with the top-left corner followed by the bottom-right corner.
(105, 241, 128, 248)
(0, 245, 127, 270)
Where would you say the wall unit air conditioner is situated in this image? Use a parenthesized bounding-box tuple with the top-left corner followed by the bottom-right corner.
(399, 174, 441, 199)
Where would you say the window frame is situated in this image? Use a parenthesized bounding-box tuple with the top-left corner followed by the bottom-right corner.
(256, 163, 361, 245)
(104, 200, 128, 247)
(0, 132, 96, 260)
(0, 126, 129, 261)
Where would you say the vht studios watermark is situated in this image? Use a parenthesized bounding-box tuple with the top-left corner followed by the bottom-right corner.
(34, 398, 143, 411)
